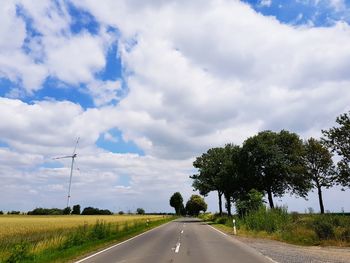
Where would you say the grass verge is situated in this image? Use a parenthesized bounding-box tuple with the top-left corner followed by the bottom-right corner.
(200, 208, 350, 247)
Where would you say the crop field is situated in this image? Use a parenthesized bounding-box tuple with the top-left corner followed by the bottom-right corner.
(0, 214, 171, 262)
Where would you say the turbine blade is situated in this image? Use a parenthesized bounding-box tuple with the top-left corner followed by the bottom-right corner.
(72, 137, 80, 155)
(52, 155, 72, 160)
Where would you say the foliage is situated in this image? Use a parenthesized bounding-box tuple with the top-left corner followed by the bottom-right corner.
(0, 211, 3, 215)
(7, 211, 21, 215)
(235, 189, 264, 217)
(303, 138, 336, 213)
(63, 207, 71, 215)
(118, 211, 124, 215)
(81, 207, 113, 215)
(242, 206, 290, 233)
(72, 205, 81, 215)
(136, 208, 145, 215)
(169, 192, 184, 215)
(185, 195, 207, 216)
(241, 130, 309, 208)
(5, 242, 31, 263)
(322, 111, 350, 187)
(28, 208, 63, 215)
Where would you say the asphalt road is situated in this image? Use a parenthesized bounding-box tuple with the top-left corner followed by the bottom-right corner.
(76, 218, 273, 263)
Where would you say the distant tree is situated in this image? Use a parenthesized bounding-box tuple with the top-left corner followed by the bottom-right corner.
(63, 207, 71, 215)
(185, 195, 207, 216)
(235, 189, 264, 217)
(0, 211, 3, 215)
(303, 138, 336, 214)
(8, 211, 20, 215)
(241, 130, 310, 208)
(118, 211, 124, 215)
(191, 147, 226, 215)
(136, 208, 145, 215)
(322, 112, 350, 188)
(72, 205, 81, 215)
(81, 207, 112, 215)
(169, 192, 184, 215)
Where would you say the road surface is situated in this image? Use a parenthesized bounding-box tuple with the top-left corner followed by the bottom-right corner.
(76, 218, 273, 263)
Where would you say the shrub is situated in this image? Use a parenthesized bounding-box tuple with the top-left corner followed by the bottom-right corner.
(118, 211, 124, 215)
(313, 216, 335, 240)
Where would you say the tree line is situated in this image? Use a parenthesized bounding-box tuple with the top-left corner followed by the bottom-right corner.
(190, 111, 350, 215)
(169, 192, 207, 216)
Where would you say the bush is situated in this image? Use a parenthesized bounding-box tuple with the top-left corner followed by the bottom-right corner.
(118, 211, 124, 215)
(7, 211, 20, 215)
(63, 207, 71, 215)
(0, 211, 3, 215)
(27, 208, 63, 215)
(312, 216, 335, 240)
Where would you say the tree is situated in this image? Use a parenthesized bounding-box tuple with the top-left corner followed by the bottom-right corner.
(185, 195, 207, 216)
(169, 192, 184, 215)
(241, 130, 310, 208)
(136, 208, 145, 215)
(322, 112, 350, 188)
(303, 138, 336, 214)
(72, 204, 81, 215)
(218, 144, 243, 216)
(235, 189, 264, 217)
(191, 148, 226, 215)
(63, 207, 71, 215)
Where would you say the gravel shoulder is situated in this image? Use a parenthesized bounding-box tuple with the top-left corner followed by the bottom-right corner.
(234, 235, 350, 263)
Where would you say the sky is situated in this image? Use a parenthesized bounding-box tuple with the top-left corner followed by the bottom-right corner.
(1, 0, 350, 214)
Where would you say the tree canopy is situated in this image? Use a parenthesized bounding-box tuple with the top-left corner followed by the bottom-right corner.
(322, 111, 350, 188)
(169, 192, 184, 215)
(303, 138, 335, 214)
(185, 194, 207, 216)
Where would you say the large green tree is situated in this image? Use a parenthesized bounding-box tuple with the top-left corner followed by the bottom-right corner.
(322, 112, 350, 188)
(185, 195, 207, 216)
(169, 192, 184, 215)
(303, 138, 336, 214)
(241, 130, 309, 208)
(191, 147, 225, 215)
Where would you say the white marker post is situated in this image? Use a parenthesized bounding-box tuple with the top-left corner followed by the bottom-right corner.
(232, 219, 237, 235)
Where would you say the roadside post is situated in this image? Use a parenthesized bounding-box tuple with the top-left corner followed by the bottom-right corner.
(232, 219, 237, 235)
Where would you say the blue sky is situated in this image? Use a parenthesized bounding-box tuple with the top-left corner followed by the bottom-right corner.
(1, 0, 350, 213)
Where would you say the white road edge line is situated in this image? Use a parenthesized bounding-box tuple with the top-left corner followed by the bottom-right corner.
(175, 242, 181, 253)
(75, 221, 172, 263)
(206, 224, 279, 263)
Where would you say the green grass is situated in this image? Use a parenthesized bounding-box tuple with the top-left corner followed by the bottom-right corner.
(0, 216, 175, 263)
(200, 210, 350, 247)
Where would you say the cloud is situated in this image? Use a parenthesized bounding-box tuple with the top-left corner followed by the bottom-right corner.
(260, 0, 272, 7)
(1, 0, 350, 212)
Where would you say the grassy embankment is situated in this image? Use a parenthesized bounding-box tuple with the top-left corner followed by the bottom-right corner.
(200, 208, 350, 247)
(0, 214, 175, 263)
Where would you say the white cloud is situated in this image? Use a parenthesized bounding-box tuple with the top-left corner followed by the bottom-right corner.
(1, 0, 350, 212)
(260, 0, 272, 7)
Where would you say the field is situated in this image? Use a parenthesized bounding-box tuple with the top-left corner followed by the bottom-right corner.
(0, 214, 172, 262)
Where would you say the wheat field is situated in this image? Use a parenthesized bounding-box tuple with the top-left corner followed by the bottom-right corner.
(0, 214, 168, 262)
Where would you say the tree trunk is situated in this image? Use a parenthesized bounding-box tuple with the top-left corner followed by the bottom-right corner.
(218, 191, 223, 216)
(317, 185, 325, 214)
(224, 193, 232, 216)
(267, 189, 274, 209)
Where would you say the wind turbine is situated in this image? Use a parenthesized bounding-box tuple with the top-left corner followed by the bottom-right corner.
(53, 137, 80, 208)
